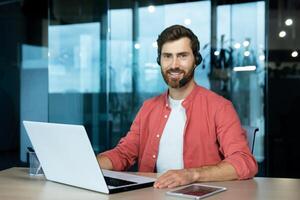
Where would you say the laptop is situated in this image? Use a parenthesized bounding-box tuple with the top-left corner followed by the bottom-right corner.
(23, 121, 156, 194)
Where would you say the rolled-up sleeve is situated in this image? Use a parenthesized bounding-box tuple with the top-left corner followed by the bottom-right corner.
(99, 108, 142, 171)
(215, 101, 258, 179)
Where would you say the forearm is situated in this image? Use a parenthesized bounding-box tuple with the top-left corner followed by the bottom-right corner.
(97, 155, 114, 170)
(154, 161, 239, 189)
(191, 161, 238, 182)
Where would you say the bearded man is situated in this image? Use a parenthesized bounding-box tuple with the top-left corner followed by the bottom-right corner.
(97, 25, 258, 189)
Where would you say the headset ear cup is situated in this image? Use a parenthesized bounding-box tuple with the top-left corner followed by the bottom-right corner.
(198, 53, 203, 65)
(195, 53, 203, 66)
(157, 55, 160, 65)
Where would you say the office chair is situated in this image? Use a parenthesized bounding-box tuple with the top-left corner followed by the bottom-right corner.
(242, 126, 259, 153)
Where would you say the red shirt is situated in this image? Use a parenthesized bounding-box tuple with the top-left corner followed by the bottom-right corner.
(100, 84, 258, 179)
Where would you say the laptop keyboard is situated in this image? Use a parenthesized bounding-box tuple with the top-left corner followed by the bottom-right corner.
(104, 176, 137, 187)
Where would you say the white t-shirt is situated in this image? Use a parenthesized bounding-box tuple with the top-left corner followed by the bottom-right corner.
(156, 96, 186, 173)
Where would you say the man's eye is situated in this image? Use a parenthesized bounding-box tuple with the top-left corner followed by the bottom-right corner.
(163, 55, 171, 58)
(178, 54, 187, 59)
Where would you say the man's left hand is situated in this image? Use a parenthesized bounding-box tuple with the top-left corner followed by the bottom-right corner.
(154, 169, 197, 189)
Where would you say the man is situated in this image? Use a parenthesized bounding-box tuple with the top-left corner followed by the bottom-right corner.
(97, 25, 258, 189)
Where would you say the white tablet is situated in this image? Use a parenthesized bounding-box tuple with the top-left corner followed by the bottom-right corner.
(166, 184, 227, 199)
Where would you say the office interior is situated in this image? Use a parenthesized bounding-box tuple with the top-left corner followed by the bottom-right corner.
(0, 0, 299, 179)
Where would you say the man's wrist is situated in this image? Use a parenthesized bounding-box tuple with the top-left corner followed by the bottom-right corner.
(188, 168, 202, 183)
(190, 166, 209, 182)
(97, 154, 114, 170)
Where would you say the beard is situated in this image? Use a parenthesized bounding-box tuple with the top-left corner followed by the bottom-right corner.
(161, 66, 195, 89)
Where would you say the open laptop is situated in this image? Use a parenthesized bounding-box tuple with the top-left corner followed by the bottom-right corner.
(23, 121, 155, 194)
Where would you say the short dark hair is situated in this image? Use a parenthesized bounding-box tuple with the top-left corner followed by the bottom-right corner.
(156, 25, 201, 65)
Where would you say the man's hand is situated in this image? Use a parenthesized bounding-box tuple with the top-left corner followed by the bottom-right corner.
(97, 155, 114, 170)
(154, 162, 238, 189)
(154, 169, 197, 189)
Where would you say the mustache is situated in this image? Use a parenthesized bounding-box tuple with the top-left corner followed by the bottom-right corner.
(166, 68, 184, 73)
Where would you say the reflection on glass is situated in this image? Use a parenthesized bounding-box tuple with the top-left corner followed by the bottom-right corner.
(48, 22, 103, 152)
(49, 23, 100, 93)
(109, 9, 132, 93)
(108, 8, 133, 146)
(137, 1, 211, 96)
(46, 1, 266, 167)
(216, 2, 265, 163)
(22, 44, 48, 69)
(20, 44, 48, 162)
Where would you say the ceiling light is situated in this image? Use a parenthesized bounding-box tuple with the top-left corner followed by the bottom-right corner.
(259, 55, 265, 61)
(234, 43, 241, 49)
(291, 51, 298, 57)
(214, 51, 220, 56)
(244, 51, 250, 57)
(233, 66, 256, 72)
(148, 5, 155, 13)
(134, 43, 140, 49)
(285, 19, 293, 26)
(243, 40, 250, 47)
(279, 31, 286, 38)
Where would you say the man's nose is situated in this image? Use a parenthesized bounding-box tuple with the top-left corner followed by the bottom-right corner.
(170, 57, 179, 69)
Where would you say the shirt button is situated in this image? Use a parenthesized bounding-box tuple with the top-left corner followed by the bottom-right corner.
(164, 115, 168, 118)
(156, 134, 160, 138)
(152, 155, 156, 159)
(165, 104, 168, 107)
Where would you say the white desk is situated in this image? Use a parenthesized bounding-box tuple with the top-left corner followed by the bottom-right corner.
(1, 168, 300, 200)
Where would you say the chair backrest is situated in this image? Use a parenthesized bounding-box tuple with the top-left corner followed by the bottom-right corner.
(242, 126, 259, 153)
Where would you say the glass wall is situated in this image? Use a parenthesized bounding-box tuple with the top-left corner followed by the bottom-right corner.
(20, 0, 265, 172)
(45, 0, 265, 162)
(47, 0, 109, 154)
(267, 0, 300, 178)
(136, 1, 211, 96)
(49, 22, 101, 93)
(108, 6, 133, 146)
(215, 2, 265, 164)
(2, 0, 299, 177)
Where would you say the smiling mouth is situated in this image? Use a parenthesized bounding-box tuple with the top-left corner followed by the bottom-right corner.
(168, 71, 184, 79)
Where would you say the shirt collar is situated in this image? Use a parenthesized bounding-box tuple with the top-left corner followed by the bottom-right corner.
(163, 83, 199, 108)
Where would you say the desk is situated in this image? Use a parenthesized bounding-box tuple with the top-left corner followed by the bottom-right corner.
(1, 168, 300, 200)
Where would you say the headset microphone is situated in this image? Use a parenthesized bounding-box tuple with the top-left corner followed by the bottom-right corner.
(178, 65, 197, 88)
(178, 77, 189, 88)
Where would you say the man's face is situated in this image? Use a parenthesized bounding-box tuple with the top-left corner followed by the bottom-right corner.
(160, 37, 196, 88)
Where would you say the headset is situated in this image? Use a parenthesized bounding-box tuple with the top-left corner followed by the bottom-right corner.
(156, 47, 203, 66)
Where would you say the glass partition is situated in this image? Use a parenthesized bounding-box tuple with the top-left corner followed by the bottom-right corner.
(48, 0, 109, 153)
(215, 1, 265, 164)
(47, 1, 265, 170)
(49, 22, 101, 93)
(108, 7, 133, 146)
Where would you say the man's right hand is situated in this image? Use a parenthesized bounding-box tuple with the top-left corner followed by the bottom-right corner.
(97, 155, 114, 170)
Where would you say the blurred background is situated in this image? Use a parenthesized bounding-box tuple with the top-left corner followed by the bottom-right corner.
(0, 0, 299, 178)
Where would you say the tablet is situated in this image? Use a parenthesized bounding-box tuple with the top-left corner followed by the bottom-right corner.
(166, 184, 227, 199)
